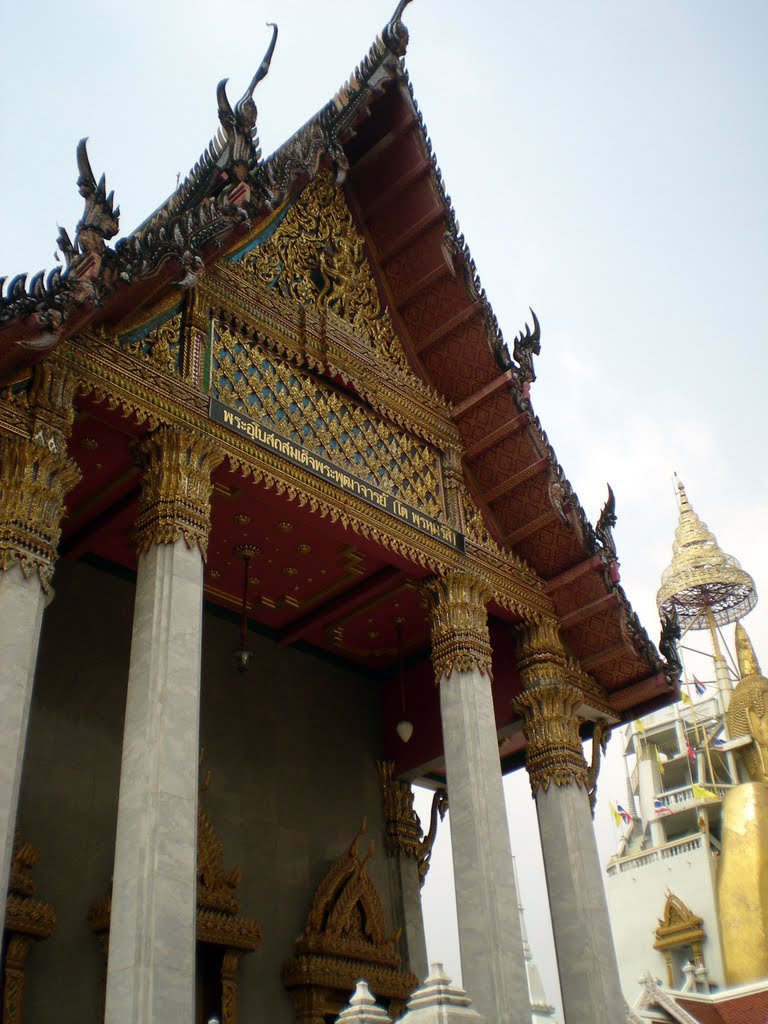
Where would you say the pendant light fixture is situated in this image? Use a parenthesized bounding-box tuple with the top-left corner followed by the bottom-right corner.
(395, 618, 414, 743)
(232, 545, 258, 673)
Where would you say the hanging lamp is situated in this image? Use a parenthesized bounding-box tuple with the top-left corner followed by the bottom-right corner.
(232, 545, 258, 673)
(395, 618, 413, 743)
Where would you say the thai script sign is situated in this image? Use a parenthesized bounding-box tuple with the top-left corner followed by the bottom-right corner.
(210, 398, 464, 552)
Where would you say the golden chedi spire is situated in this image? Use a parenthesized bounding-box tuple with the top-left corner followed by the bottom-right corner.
(735, 620, 761, 678)
(656, 478, 757, 630)
(726, 622, 768, 783)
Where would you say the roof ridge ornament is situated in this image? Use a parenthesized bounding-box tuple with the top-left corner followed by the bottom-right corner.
(595, 483, 617, 560)
(382, 0, 415, 56)
(217, 22, 278, 181)
(56, 138, 120, 271)
(512, 307, 540, 386)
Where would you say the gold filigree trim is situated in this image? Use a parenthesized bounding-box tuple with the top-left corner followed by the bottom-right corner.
(212, 319, 444, 518)
(133, 425, 223, 558)
(235, 172, 408, 370)
(0, 434, 81, 591)
(120, 312, 182, 375)
(421, 569, 493, 682)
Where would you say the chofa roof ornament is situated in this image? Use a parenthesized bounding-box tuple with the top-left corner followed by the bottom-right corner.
(216, 22, 278, 181)
(382, 0, 415, 56)
(57, 138, 120, 271)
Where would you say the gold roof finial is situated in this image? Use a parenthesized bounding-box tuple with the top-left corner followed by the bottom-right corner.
(656, 477, 757, 631)
(735, 621, 761, 678)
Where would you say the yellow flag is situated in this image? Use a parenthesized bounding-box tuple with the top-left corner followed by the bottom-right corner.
(610, 802, 622, 827)
(636, 719, 645, 734)
(655, 746, 665, 776)
(681, 691, 691, 705)
(692, 783, 718, 801)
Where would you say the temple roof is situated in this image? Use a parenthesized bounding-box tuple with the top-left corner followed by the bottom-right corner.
(0, 2, 677, 722)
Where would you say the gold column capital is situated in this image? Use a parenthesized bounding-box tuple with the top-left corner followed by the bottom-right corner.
(516, 618, 574, 686)
(514, 619, 589, 795)
(133, 425, 223, 559)
(0, 433, 81, 592)
(513, 682, 588, 795)
(421, 568, 493, 682)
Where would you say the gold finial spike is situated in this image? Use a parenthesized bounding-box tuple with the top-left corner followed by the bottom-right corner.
(656, 478, 757, 631)
(735, 622, 761, 678)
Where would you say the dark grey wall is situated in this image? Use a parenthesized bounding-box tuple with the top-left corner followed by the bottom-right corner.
(15, 556, 394, 1024)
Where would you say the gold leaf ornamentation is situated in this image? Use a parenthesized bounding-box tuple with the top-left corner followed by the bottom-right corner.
(133, 425, 223, 558)
(0, 435, 81, 592)
(421, 569, 494, 682)
(212, 321, 443, 519)
(121, 313, 183, 374)
(514, 620, 592, 795)
(236, 173, 407, 369)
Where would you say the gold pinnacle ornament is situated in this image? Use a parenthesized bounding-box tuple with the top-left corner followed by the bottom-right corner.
(657, 478, 756, 630)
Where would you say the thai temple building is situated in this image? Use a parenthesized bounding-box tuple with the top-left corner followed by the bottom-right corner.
(0, 5, 681, 1024)
(606, 481, 768, 1023)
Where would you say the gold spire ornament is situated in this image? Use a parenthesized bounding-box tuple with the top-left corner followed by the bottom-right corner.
(726, 623, 768, 783)
(656, 479, 756, 630)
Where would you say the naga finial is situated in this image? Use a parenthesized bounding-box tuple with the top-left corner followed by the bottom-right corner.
(659, 607, 682, 681)
(217, 23, 278, 180)
(512, 307, 541, 385)
(58, 138, 120, 266)
(383, 0, 415, 55)
(596, 483, 617, 559)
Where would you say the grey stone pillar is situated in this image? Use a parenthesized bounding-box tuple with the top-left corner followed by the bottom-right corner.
(422, 571, 529, 1024)
(0, 433, 79, 938)
(515, 621, 624, 1024)
(105, 426, 221, 1024)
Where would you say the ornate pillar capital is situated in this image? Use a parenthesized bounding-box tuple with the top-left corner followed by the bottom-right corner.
(515, 618, 574, 686)
(133, 425, 223, 558)
(0, 433, 81, 592)
(421, 569, 493, 682)
(513, 683, 588, 795)
(514, 619, 589, 795)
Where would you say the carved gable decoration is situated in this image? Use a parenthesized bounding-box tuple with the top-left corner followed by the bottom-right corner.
(211, 321, 445, 520)
(283, 821, 417, 1022)
(3, 831, 57, 1024)
(654, 892, 705, 952)
(231, 172, 407, 370)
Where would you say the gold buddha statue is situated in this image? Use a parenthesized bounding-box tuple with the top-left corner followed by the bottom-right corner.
(726, 623, 768, 782)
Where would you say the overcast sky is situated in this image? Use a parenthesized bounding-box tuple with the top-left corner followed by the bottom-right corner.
(3, 0, 767, 1017)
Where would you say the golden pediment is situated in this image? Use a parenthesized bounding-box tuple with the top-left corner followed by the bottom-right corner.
(283, 820, 418, 1022)
(229, 173, 407, 372)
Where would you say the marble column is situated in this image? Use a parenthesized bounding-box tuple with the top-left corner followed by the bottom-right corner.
(515, 620, 624, 1024)
(422, 571, 529, 1024)
(0, 433, 80, 938)
(105, 426, 221, 1024)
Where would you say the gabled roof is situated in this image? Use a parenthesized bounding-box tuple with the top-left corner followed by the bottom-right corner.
(0, 1, 678, 714)
(633, 972, 768, 1024)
